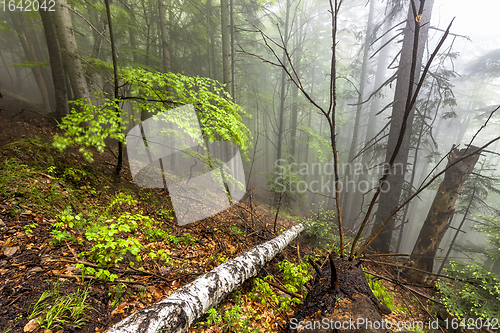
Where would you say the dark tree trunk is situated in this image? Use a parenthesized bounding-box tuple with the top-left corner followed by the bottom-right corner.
(370, 0, 435, 253)
(410, 147, 480, 274)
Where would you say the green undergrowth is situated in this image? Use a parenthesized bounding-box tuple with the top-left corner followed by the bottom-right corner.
(0, 137, 194, 283)
(365, 272, 405, 314)
(0, 137, 111, 216)
(195, 293, 264, 333)
(51, 193, 195, 282)
(28, 280, 93, 331)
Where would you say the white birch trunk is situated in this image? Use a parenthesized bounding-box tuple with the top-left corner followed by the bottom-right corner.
(107, 224, 305, 333)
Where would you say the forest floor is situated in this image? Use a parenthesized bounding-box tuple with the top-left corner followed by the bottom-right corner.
(0, 94, 450, 333)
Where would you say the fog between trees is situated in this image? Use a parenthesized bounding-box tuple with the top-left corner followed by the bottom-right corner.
(1, 0, 500, 275)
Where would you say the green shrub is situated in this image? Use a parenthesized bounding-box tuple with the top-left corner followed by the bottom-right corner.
(438, 216, 500, 319)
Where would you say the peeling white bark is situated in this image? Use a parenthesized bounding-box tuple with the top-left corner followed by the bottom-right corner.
(107, 224, 305, 333)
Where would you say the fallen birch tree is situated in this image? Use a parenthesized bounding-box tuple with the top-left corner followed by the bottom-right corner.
(107, 223, 306, 333)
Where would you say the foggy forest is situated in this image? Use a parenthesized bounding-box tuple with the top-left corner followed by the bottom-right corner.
(0, 0, 499, 332)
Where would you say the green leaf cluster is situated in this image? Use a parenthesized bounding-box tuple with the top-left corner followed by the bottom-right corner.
(53, 68, 251, 162)
(438, 215, 500, 319)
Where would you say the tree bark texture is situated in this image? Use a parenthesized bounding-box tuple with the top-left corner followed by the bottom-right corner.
(52, 0, 90, 101)
(40, 10, 69, 120)
(370, 0, 435, 253)
(410, 147, 480, 273)
(107, 224, 305, 333)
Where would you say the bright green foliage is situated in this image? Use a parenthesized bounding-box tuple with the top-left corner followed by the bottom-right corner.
(438, 261, 500, 319)
(221, 295, 262, 333)
(48, 193, 188, 281)
(250, 259, 311, 313)
(53, 93, 129, 162)
(28, 281, 93, 330)
(278, 259, 312, 296)
(53, 68, 251, 162)
(195, 295, 262, 333)
(206, 308, 222, 326)
(438, 215, 500, 319)
(365, 273, 403, 313)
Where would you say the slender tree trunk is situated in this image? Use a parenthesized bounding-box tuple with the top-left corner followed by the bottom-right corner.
(53, 0, 90, 101)
(410, 147, 480, 274)
(21, 17, 52, 112)
(123, 0, 138, 64)
(206, 0, 217, 80)
(30, 21, 56, 108)
(370, 0, 435, 253)
(303, 66, 314, 164)
(230, 0, 235, 100)
(158, 0, 171, 73)
(103, 0, 123, 176)
(40, 10, 69, 120)
(85, 8, 107, 86)
(289, 16, 303, 161)
(221, 0, 231, 94)
(347, 19, 392, 229)
(274, 0, 290, 205)
(341, 0, 375, 216)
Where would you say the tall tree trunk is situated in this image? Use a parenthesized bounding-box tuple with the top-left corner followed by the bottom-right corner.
(40, 10, 69, 120)
(274, 0, 290, 205)
(289, 15, 303, 161)
(123, 0, 138, 64)
(206, 0, 217, 80)
(158, 0, 171, 73)
(221, 0, 231, 95)
(370, 0, 435, 253)
(53, 0, 90, 101)
(29, 20, 56, 108)
(347, 18, 392, 229)
(230, 0, 236, 100)
(410, 147, 480, 274)
(341, 0, 375, 218)
(21, 17, 52, 112)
